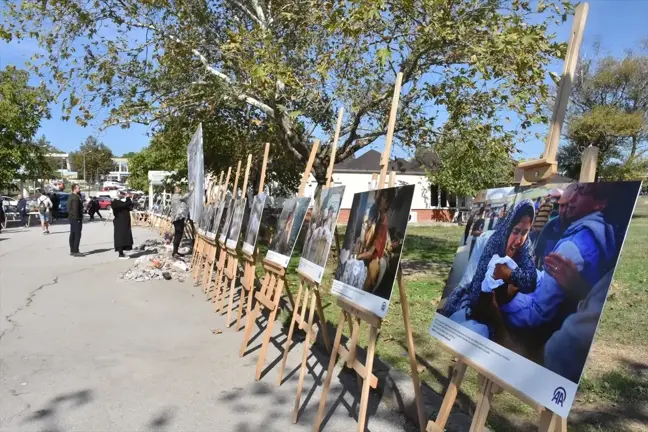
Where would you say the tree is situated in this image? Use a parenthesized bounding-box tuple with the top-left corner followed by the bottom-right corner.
(128, 109, 302, 193)
(558, 49, 648, 181)
(121, 151, 137, 158)
(70, 136, 115, 183)
(0, 66, 52, 190)
(3, 0, 572, 188)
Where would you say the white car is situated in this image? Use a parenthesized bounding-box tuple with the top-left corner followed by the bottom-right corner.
(1, 195, 18, 206)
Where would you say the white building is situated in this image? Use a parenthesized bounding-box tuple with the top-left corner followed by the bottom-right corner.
(301, 150, 472, 223)
(106, 157, 130, 182)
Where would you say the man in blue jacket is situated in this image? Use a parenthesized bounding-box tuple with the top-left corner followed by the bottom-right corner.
(533, 183, 577, 269)
(500, 183, 616, 330)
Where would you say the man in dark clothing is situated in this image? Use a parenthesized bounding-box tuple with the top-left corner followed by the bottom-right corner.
(50, 192, 60, 222)
(111, 191, 134, 259)
(17, 195, 28, 227)
(68, 184, 83, 256)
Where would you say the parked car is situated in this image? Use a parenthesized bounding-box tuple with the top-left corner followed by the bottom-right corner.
(97, 196, 112, 210)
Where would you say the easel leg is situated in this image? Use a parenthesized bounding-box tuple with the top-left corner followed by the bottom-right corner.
(292, 291, 318, 423)
(226, 259, 239, 325)
(255, 278, 285, 381)
(468, 376, 495, 432)
(315, 291, 331, 353)
(356, 325, 378, 432)
(538, 411, 566, 432)
(397, 270, 427, 432)
(239, 272, 272, 357)
(277, 281, 305, 386)
(427, 361, 467, 432)
(236, 287, 247, 331)
(313, 312, 346, 432)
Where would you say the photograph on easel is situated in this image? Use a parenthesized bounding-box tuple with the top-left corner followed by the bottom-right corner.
(210, 198, 228, 240)
(219, 198, 237, 244)
(226, 198, 247, 249)
(266, 196, 311, 268)
(331, 185, 415, 318)
(242, 193, 267, 255)
(429, 181, 642, 417)
(298, 185, 346, 283)
(204, 203, 218, 235)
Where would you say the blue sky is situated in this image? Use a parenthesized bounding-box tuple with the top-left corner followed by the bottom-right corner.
(1, 0, 647, 159)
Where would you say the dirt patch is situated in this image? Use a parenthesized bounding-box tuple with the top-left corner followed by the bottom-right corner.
(401, 259, 451, 279)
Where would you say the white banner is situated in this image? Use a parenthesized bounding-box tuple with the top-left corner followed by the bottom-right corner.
(186, 124, 205, 223)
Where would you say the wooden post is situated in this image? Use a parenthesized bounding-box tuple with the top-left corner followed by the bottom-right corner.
(580, 145, 598, 182)
(516, 2, 589, 184)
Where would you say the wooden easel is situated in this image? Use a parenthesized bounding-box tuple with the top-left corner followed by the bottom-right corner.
(313, 72, 426, 432)
(239, 140, 320, 382)
(235, 143, 271, 331)
(427, 5, 589, 432)
(218, 153, 253, 325)
(195, 167, 232, 287)
(209, 161, 242, 302)
(276, 108, 346, 421)
(191, 171, 224, 278)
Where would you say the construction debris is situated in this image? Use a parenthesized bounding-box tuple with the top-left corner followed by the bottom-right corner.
(118, 239, 191, 283)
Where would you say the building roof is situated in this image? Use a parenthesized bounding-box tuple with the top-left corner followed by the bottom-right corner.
(334, 149, 430, 175)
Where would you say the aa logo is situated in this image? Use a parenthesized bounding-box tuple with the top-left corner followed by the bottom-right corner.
(552, 387, 566, 407)
(381, 302, 387, 312)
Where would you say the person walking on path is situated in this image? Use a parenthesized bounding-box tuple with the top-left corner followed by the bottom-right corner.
(37, 190, 53, 234)
(111, 191, 134, 259)
(170, 184, 193, 258)
(68, 184, 83, 256)
(17, 195, 28, 227)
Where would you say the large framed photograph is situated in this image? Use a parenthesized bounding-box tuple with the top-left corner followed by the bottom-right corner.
(429, 181, 642, 417)
(266, 196, 311, 268)
(331, 185, 415, 318)
(298, 185, 346, 283)
(226, 198, 247, 250)
(242, 193, 266, 255)
(209, 198, 228, 240)
(219, 198, 236, 244)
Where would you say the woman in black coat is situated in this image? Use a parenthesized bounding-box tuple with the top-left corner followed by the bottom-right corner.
(111, 192, 134, 259)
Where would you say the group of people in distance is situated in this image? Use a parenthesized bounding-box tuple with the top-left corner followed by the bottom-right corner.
(440, 182, 623, 382)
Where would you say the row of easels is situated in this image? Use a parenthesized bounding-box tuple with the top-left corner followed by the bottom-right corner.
(176, 5, 592, 426)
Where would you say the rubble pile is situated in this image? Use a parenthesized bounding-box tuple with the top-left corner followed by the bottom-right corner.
(119, 239, 191, 283)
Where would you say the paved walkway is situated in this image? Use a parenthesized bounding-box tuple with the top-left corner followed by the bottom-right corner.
(0, 220, 413, 432)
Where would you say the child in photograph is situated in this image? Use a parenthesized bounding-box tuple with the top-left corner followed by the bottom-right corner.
(355, 189, 394, 292)
(440, 200, 537, 339)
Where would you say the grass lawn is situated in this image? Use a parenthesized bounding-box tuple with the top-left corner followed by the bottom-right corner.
(255, 196, 648, 432)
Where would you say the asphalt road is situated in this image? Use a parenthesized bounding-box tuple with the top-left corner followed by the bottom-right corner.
(0, 219, 414, 432)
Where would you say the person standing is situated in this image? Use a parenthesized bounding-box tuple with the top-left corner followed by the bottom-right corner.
(17, 195, 28, 227)
(49, 192, 60, 223)
(68, 184, 83, 256)
(0, 197, 5, 234)
(37, 190, 53, 234)
(111, 191, 134, 259)
(170, 184, 193, 258)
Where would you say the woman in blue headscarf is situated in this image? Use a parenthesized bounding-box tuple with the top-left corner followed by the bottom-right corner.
(440, 200, 537, 339)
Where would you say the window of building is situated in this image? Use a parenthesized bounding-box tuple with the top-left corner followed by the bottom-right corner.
(430, 184, 439, 207)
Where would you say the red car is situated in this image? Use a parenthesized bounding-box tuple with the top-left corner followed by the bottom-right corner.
(97, 197, 112, 209)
